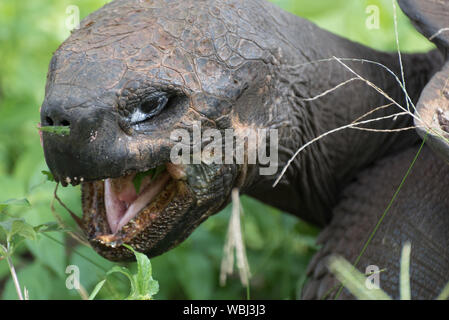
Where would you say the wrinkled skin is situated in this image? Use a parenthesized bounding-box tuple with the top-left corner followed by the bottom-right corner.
(40, 0, 448, 298)
(398, 0, 449, 163)
(307, 0, 449, 299)
(304, 145, 449, 300)
(414, 61, 449, 162)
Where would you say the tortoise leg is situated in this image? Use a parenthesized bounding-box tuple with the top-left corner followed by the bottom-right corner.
(302, 146, 449, 300)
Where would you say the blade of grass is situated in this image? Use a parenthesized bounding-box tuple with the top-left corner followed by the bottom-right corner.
(429, 28, 449, 41)
(328, 256, 391, 300)
(273, 112, 409, 187)
(333, 134, 428, 299)
(437, 282, 449, 300)
(89, 279, 106, 300)
(400, 242, 412, 300)
(391, 0, 409, 112)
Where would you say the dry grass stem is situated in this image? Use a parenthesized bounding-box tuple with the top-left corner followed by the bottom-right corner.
(429, 28, 449, 41)
(273, 112, 409, 187)
(392, 0, 410, 112)
(220, 188, 251, 287)
(301, 77, 361, 101)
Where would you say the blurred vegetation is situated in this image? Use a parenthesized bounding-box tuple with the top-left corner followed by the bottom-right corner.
(0, 0, 433, 299)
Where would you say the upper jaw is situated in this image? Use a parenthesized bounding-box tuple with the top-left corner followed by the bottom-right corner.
(41, 117, 173, 186)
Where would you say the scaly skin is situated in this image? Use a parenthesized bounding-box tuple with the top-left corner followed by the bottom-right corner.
(40, 0, 445, 297)
(398, 0, 449, 164)
(304, 0, 449, 300)
(414, 62, 449, 163)
(303, 146, 449, 300)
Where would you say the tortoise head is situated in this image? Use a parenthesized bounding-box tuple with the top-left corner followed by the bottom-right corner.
(40, 0, 283, 260)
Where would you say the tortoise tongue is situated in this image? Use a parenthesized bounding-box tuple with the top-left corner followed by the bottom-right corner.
(104, 172, 170, 234)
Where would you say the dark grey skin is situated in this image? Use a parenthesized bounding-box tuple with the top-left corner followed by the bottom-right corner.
(399, 0, 449, 163)
(306, 0, 449, 299)
(40, 0, 448, 298)
(304, 145, 449, 299)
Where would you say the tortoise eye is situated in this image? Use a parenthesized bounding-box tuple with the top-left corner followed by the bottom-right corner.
(130, 92, 169, 124)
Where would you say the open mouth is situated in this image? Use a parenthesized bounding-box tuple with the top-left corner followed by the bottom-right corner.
(105, 166, 171, 234)
(81, 163, 189, 248)
(104, 172, 170, 234)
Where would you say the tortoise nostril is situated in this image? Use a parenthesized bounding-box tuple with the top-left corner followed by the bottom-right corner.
(43, 114, 70, 127)
(45, 116, 54, 126)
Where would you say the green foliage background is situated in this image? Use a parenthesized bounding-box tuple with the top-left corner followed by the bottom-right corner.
(0, 0, 433, 299)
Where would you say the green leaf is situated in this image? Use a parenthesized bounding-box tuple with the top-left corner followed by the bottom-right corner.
(328, 256, 391, 300)
(106, 244, 159, 300)
(89, 279, 106, 300)
(0, 198, 30, 211)
(152, 165, 166, 181)
(0, 218, 37, 243)
(107, 266, 133, 281)
(106, 266, 136, 298)
(33, 222, 62, 233)
(0, 220, 17, 238)
(132, 245, 159, 299)
(0, 244, 7, 257)
(132, 165, 166, 194)
(12, 220, 36, 241)
(41, 171, 54, 182)
(132, 169, 155, 194)
(38, 126, 70, 136)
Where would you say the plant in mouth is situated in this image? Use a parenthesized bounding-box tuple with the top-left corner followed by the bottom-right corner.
(38, 125, 70, 136)
(103, 164, 172, 235)
(86, 162, 191, 255)
(132, 165, 167, 195)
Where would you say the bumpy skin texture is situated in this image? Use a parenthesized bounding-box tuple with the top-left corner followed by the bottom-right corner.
(303, 146, 449, 300)
(414, 62, 449, 163)
(304, 0, 449, 300)
(39, 0, 448, 297)
(398, 0, 449, 165)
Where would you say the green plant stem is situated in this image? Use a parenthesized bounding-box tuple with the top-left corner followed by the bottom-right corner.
(328, 256, 391, 300)
(400, 242, 411, 300)
(334, 134, 428, 299)
(3, 243, 23, 300)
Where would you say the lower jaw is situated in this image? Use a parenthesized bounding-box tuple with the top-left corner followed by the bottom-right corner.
(81, 176, 183, 247)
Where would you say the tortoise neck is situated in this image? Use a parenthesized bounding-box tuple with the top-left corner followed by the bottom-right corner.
(247, 21, 444, 226)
